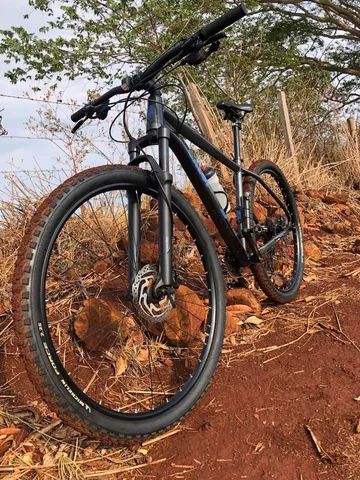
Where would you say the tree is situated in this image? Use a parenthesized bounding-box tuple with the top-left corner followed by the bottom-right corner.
(257, 0, 360, 107)
(0, 0, 358, 119)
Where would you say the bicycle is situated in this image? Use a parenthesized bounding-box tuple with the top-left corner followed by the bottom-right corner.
(12, 3, 304, 443)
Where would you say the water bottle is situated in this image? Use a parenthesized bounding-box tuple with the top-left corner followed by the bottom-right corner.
(202, 166, 231, 213)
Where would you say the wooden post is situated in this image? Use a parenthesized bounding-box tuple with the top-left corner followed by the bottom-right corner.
(277, 90, 299, 180)
(347, 117, 357, 140)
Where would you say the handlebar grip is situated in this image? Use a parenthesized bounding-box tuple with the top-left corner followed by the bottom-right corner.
(198, 3, 248, 41)
(71, 84, 127, 122)
(71, 105, 89, 123)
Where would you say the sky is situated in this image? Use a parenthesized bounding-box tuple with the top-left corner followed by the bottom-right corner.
(0, 0, 136, 197)
(1, 1, 84, 166)
(0, 1, 191, 200)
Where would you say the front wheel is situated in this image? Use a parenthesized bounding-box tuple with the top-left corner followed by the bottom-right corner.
(243, 160, 304, 303)
(12, 165, 225, 442)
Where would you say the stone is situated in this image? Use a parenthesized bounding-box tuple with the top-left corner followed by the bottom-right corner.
(306, 190, 325, 200)
(322, 192, 349, 205)
(253, 202, 267, 223)
(226, 304, 253, 313)
(294, 192, 308, 203)
(94, 260, 111, 275)
(321, 222, 335, 234)
(164, 285, 207, 346)
(74, 297, 129, 352)
(321, 222, 349, 235)
(141, 241, 159, 264)
(333, 203, 352, 216)
(225, 305, 253, 336)
(0, 303, 6, 317)
(225, 311, 240, 336)
(297, 207, 305, 229)
(353, 239, 360, 254)
(259, 193, 278, 208)
(199, 213, 217, 237)
(304, 241, 322, 261)
(226, 288, 261, 314)
(183, 190, 202, 212)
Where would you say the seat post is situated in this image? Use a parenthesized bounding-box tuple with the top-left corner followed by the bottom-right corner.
(232, 121, 241, 166)
(232, 121, 246, 248)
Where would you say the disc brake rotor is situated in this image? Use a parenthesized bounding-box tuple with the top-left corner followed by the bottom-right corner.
(132, 264, 174, 324)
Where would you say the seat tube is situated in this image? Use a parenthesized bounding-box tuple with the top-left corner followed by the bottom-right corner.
(157, 125, 173, 289)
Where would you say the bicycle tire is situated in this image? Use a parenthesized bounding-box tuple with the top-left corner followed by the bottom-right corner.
(243, 160, 304, 303)
(12, 165, 225, 443)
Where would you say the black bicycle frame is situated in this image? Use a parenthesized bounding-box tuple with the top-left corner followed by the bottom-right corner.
(127, 86, 292, 295)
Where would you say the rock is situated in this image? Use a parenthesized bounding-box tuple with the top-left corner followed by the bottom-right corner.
(259, 194, 278, 208)
(304, 241, 322, 261)
(226, 304, 253, 314)
(253, 202, 267, 223)
(306, 189, 325, 200)
(115, 238, 159, 265)
(199, 214, 217, 237)
(102, 268, 128, 295)
(164, 285, 207, 346)
(294, 192, 308, 203)
(183, 190, 202, 211)
(333, 203, 352, 216)
(297, 206, 305, 229)
(322, 192, 349, 205)
(94, 260, 111, 275)
(225, 305, 253, 336)
(74, 297, 129, 351)
(225, 311, 240, 336)
(322, 222, 335, 233)
(141, 241, 159, 264)
(353, 239, 360, 254)
(322, 222, 349, 235)
(228, 211, 237, 230)
(226, 288, 261, 314)
(0, 303, 6, 317)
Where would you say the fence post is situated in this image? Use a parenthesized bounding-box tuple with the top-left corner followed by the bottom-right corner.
(277, 90, 299, 181)
(347, 117, 357, 140)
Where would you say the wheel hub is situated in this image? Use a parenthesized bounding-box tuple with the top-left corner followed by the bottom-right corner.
(132, 264, 174, 324)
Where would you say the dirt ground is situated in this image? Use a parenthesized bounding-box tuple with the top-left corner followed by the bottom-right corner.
(143, 223, 360, 479)
(0, 192, 360, 479)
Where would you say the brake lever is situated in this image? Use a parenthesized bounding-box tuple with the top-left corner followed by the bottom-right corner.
(71, 101, 110, 134)
(203, 32, 226, 47)
(182, 40, 221, 66)
(71, 118, 86, 134)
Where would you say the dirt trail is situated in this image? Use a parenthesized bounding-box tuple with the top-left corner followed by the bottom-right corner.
(0, 191, 360, 480)
(145, 199, 360, 480)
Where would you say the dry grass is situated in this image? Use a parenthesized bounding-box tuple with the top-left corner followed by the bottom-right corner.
(243, 114, 360, 191)
(0, 87, 359, 477)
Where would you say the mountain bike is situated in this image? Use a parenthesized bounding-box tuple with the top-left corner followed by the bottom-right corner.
(12, 3, 304, 443)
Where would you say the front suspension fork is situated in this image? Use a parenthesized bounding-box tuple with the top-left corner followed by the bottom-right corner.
(127, 127, 174, 297)
(153, 126, 174, 296)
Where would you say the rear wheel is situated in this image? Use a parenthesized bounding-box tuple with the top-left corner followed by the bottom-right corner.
(244, 160, 304, 303)
(12, 165, 225, 442)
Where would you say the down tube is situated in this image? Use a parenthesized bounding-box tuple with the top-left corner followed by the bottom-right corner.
(169, 133, 249, 267)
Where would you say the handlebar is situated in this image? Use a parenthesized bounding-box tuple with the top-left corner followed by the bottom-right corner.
(198, 4, 248, 41)
(71, 3, 247, 124)
(71, 85, 127, 122)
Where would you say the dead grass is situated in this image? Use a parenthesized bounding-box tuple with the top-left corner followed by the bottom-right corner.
(0, 88, 359, 477)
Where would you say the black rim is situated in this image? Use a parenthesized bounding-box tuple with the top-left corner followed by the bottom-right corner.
(252, 167, 302, 294)
(36, 182, 217, 420)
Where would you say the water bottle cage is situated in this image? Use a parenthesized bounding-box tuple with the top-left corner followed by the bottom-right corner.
(213, 190, 230, 212)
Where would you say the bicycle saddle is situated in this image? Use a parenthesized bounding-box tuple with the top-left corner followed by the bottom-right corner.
(216, 99, 253, 121)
